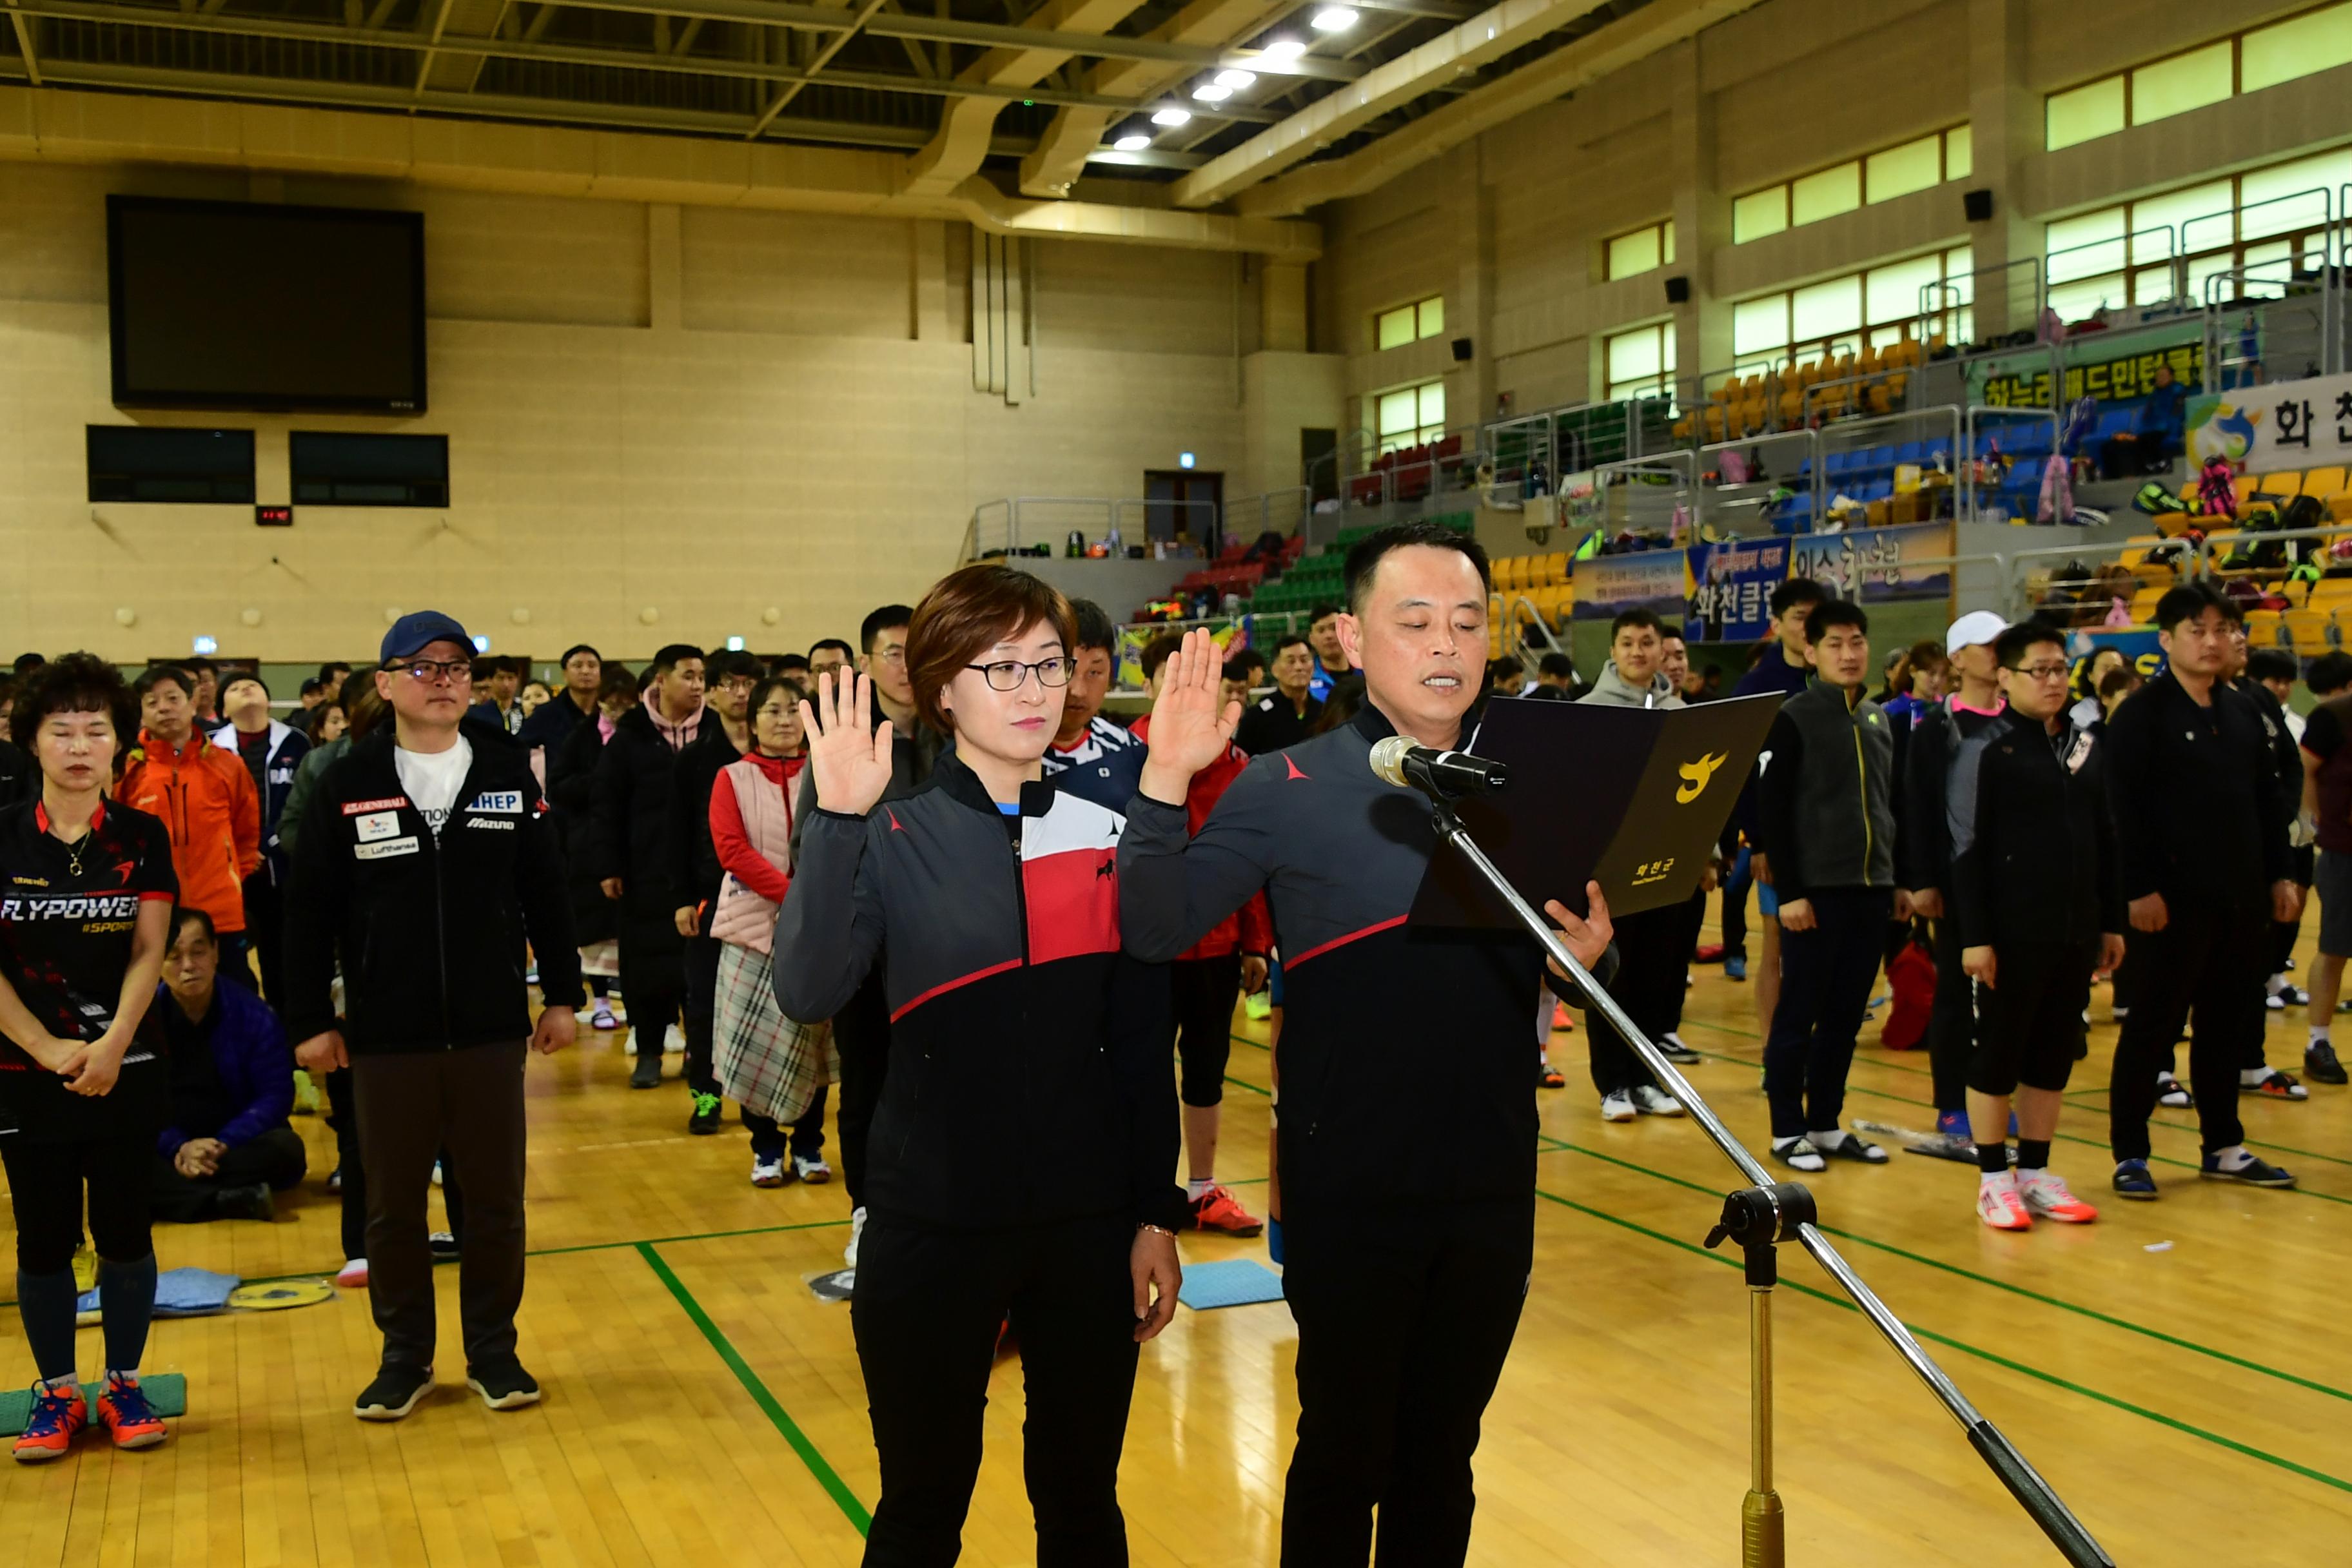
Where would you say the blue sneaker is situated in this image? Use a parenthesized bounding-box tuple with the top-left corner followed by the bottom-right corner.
(1935, 1108, 1970, 1139)
(2112, 1159, 2159, 1200)
(1725, 957, 1748, 981)
(2200, 1151, 2296, 1188)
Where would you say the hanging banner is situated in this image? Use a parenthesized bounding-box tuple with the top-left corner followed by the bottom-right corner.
(1569, 550, 1689, 621)
(1979, 338, 2204, 409)
(1786, 524, 1953, 605)
(1685, 538, 1790, 643)
(2187, 370, 2352, 471)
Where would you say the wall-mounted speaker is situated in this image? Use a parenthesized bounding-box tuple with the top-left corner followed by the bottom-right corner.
(1450, 337, 1474, 362)
(1963, 188, 1994, 222)
(1664, 275, 1691, 305)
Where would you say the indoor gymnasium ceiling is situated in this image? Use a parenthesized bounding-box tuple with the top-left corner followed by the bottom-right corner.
(0, 0, 1662, 204)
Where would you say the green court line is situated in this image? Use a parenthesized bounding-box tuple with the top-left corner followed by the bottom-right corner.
(1526, 1185, 2352, 1497)
(1671, 1024, 2352, 1208)
(1537, 1134, 2352, 1407)
(532, 1217, 849, 1259)
(636, 1240, 874, 1536)
(1213, 1063, 2352, 1485)
(1683, 1015, 2352, 1171)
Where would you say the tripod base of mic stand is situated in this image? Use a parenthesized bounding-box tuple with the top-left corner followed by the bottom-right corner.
(1741, 1487, 1785, 1568)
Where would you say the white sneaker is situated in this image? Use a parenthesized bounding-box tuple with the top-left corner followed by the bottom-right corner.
(751, 1157, 786, 1188)
(1629, 1084, 1685, 1117)
(845, 1205, 867, 1268)
(662, 1023, 685, 1055)
(1599, 1090, 1638, 1122)
(1976, 1178, 2032, 1231)
(794, 1153, 832, 1184)
(2017, 1170, 2099, 1223)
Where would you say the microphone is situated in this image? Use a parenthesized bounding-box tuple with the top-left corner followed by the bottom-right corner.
(1369, 734, 1509, 798)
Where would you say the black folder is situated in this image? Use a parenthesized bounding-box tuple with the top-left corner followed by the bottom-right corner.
(1409, 691, 1784, 928)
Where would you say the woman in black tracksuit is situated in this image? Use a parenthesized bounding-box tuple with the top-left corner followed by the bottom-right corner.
(773, 564, 1184, 1568)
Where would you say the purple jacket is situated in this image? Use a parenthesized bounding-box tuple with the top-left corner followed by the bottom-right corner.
(156, 980, 294, 1155)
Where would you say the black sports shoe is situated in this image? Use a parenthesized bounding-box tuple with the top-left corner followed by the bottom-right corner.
(2200, 1151, 2296, 1188)
(213, 1183, 275, 1222)
(429, 1230, 460, 1262)
(466, 1358, 542, 1411)
(1656, 1032, 1702, 1064)
(629, 1054, 662, 1089)
(355, 1362, 434, 1422)
(689, 1092, 722, 1135)
(2306, 1041, 2349, 1086)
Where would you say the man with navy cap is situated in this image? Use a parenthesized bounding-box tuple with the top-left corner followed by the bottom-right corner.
(284, 611, 582, 1422)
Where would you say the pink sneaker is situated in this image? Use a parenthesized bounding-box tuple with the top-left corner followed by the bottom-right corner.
(336, 1258, 369, 1289)
(1975, 1178, 2032, 1231)
(2018, 1170, 2098, 1224)
(1188, 1184, 1265, 1237)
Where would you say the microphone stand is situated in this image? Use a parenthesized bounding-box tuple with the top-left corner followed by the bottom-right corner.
(1415, 789, 2113, 1568)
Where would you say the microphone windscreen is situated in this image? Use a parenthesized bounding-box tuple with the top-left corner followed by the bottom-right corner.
(1369, 734, 1415, 788)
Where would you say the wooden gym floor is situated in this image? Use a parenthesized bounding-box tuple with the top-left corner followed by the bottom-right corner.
(4, 897, 2352, 1567)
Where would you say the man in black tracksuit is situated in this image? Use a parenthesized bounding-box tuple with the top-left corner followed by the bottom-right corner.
(1899, 611, 2010, 1149)
(1946, 622, 2123, 1229)
(2104, 583, 2300, 1196)
(590, 643, 706, 1090)
(1754, 599, 1901, 1170)
(1121, 522, 1617, 1567)
(286, 611, 582, 1421)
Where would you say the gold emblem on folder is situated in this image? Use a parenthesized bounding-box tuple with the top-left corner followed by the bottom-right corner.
(1675, 751, 1728, 803)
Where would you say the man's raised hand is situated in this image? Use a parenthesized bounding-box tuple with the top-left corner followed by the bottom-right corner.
(802, 670, 897, 817)
(1140, 627, 1240, 804)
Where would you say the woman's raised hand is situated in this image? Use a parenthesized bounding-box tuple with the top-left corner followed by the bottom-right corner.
(802, 671, 897, 817)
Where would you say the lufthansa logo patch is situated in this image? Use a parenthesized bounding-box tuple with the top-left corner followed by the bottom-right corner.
(355, 836, 420, 861)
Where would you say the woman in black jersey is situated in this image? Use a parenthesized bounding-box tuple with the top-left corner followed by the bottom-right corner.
(0, 653, 178, 1462)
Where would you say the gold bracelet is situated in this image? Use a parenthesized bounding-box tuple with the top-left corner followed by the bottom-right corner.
(1137, 1223, 1178, 1239)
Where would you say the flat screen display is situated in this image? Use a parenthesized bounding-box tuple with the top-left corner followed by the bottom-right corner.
(107, 195, 427, 415)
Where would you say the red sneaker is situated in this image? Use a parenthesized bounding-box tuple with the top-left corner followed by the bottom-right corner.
(12, 1384, 87, 1464)
(1694, 944, 1725, 963)
(95, 1375, 167, 1451)
(1189, 1184, 1265, 1237)
(1549, 1003, 1574, 1032)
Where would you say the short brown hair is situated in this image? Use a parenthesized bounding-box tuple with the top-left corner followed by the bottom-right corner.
(907, 564, 1074, 735)
(1139, 632, 1186, 683)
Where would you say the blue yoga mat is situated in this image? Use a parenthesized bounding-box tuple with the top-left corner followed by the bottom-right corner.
(76, 1267, 241, 1320)
(1177, 1258, 1286, 1312)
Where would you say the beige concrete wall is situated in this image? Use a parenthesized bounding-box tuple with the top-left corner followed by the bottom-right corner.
(1310, 0, 2352, 450)
(0, 161, 1317, 662)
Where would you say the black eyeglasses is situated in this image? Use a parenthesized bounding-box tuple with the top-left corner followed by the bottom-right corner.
(965, 656, 1075, 691)
(2003, 662, 2070, 681)
(385, 659, 475, 685)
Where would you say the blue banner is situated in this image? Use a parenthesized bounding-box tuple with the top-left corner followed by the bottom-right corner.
(1570, 550, 1689, 621)
(1686, 539, 1789, 643)
(1786, 524, 1952, 605)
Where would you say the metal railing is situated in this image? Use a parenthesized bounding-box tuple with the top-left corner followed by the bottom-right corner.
(966, 492, 1311, 560)
(1961, 405, 2063, 521)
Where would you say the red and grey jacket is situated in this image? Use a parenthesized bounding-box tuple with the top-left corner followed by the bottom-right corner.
(772, 749, 1185, 1233)
(1117, 702, 1615, 1215)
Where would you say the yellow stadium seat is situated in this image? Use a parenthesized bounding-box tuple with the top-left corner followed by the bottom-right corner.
(1498, 556, 1523, 591)
(2304, 466, 2346, 499)
(1545, 551, 1569, 582)
(2129, 584, 2166, 622)
(2246, 607, 2285, 648)
(2251, 472, 2302, 504)
(2285, 607, 2333, 656)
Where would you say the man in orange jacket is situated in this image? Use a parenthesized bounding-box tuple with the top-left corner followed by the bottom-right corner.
(120, 667, 262, 983)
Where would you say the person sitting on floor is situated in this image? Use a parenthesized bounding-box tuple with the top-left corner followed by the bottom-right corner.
(150, 906, 307, 1224)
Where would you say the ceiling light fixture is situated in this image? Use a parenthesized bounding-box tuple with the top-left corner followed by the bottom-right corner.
(1191, 81, 1231, 101)
(1151, 106, 1191, 126)
(1260, 37, 1307, 63)
(1113, 133, 1153, 150)
(1215, 68, 1256, 88)
(1311, 6, 1356, 29)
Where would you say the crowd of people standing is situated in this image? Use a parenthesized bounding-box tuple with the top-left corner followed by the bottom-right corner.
(0, 529, 2337, 1568)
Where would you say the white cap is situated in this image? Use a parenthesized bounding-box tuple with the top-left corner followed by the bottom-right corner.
(1945, 610, 2008, 656)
